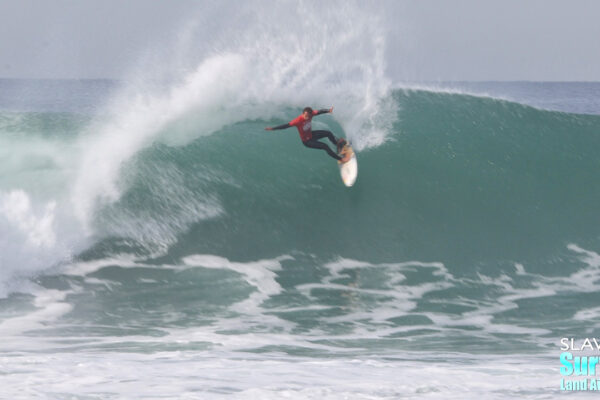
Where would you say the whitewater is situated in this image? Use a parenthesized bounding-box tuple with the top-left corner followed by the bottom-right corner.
(2, 2, 600, 399)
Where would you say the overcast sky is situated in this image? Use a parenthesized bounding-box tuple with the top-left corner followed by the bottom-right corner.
(1, 0, 599, 81)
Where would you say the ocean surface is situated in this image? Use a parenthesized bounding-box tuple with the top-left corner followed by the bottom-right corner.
(2, 12, 600, 395)
(2, 77, 600, 399)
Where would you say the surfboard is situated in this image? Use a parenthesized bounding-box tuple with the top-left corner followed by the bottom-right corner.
(338, 142, 358, 187)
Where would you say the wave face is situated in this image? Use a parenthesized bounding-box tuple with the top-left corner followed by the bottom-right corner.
(8, 89, 600, 277)
(391, 90, 600, 269)
(78, 88, 600, 267)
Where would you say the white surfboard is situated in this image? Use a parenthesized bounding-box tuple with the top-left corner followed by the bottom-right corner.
(338, 143, 358, 187)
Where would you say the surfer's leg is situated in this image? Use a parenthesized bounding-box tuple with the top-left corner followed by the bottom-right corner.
(312, 130, 339, 146)
(303, 139, 342, 160)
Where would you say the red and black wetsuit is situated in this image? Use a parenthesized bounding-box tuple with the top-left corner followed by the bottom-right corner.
(270, 109, 342, 160)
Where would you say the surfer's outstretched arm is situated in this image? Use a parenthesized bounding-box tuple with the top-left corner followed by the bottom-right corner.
(315, 107, 333, 116)
(265, 123, 291, 131)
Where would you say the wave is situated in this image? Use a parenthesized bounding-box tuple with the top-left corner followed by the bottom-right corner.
(2, 3, 600, 296)
(108, 89, 599, 271)
(0, 1, 396, 294)
(4, 88, 600, 289)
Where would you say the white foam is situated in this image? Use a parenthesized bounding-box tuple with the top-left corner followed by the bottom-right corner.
(60, 255, 142, 276)
(574, 306, 600, 322)
(0, 288, 72, 337)
(417, 243, 600, 340)
(303, 257, 564, 339)
(0, 190, 56, 248)
(0, 190, 83, 297)
(286, 258, 458, 337)
(0, 351, 567, 400)
(514, 263, 526, 275)
(182, 254, 293, 316)
(568, 243, 600, 268)
(505, 244, 600, 296)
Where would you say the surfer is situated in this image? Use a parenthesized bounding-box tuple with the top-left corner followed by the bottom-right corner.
(265, 107, 351, 163)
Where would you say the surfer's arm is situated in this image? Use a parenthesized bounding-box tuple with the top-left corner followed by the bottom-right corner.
(265, 123, 291, 131)
(315, 107, 333, 116)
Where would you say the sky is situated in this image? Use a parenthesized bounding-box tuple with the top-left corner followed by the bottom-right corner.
(0, 0, 599, 81)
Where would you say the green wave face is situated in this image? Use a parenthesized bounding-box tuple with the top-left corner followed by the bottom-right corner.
(74, 89, 600, 278)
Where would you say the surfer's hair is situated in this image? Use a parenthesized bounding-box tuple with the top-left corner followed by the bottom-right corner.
(303, 107, 313, 114)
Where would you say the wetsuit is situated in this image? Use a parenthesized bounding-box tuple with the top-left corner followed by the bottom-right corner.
(270, 109, 342, 160)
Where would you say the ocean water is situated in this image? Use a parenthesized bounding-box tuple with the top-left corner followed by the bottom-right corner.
(2, 7, 600, 400)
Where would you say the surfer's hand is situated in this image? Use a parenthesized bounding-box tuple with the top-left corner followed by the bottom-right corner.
(329, 107, 334, 113)
(265, 127, 273, 131)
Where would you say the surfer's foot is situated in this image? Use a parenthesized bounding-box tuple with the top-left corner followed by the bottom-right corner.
(338, 153, 351, 164)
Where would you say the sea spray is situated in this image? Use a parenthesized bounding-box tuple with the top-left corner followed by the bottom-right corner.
(0, 2, 398, 293)
(69, 1, 397, 251)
